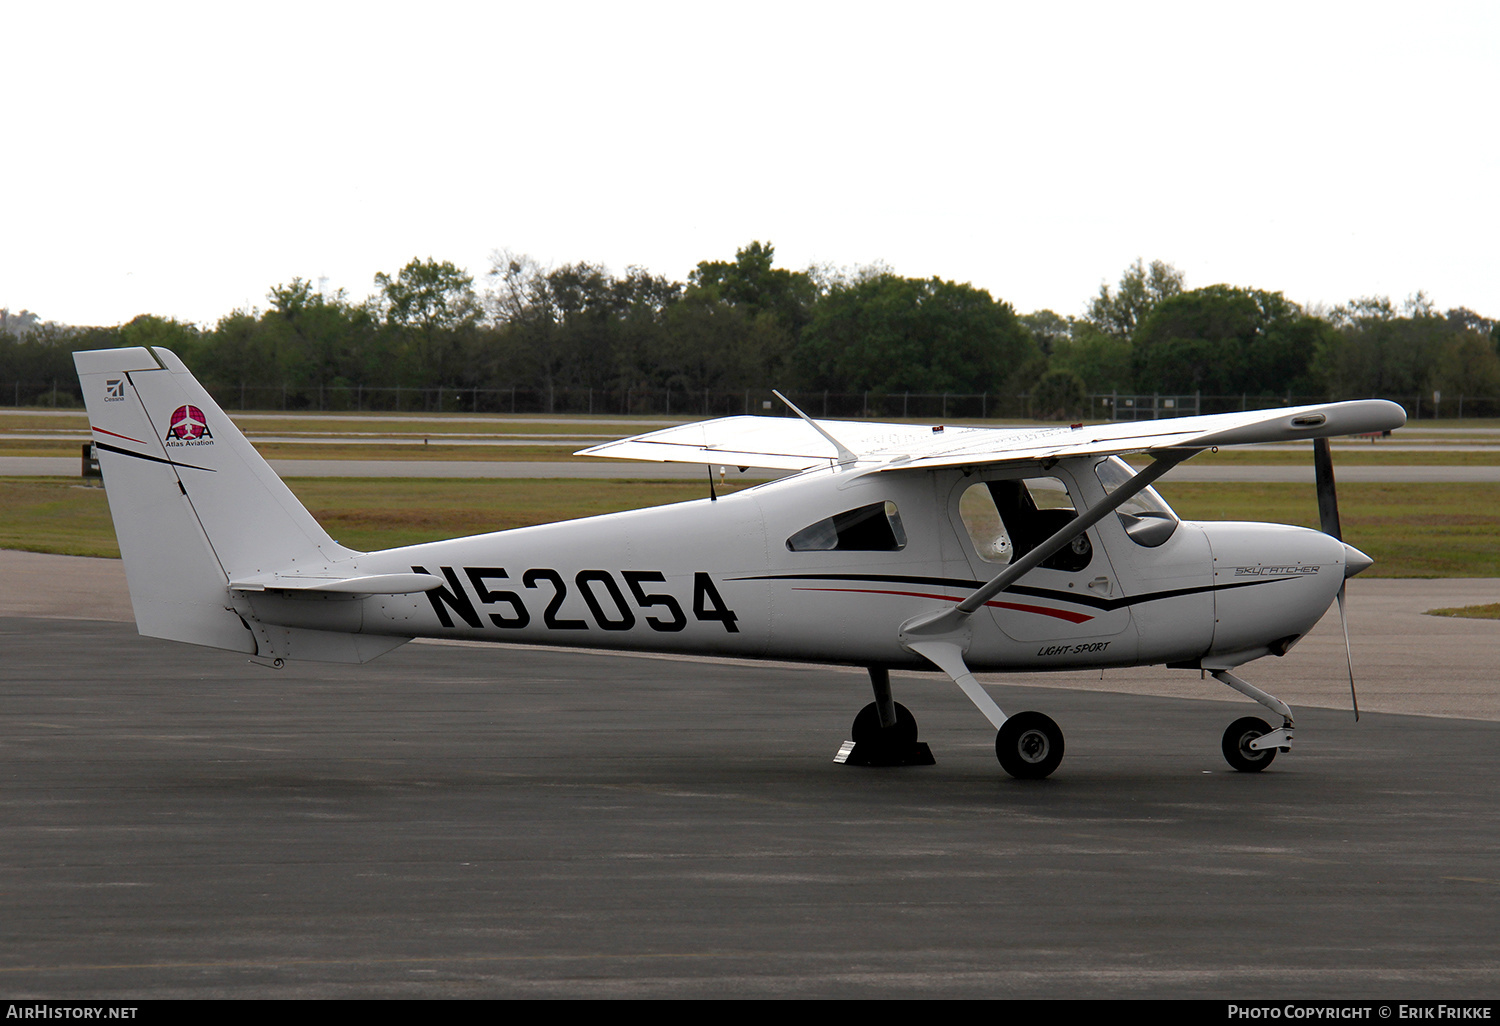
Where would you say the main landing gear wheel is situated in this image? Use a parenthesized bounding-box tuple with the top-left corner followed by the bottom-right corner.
(840, 702, 933, 766)
(1222, 716, 1277, 773)
(996, 711, 1064, 780)
(851, 701, 918, 745)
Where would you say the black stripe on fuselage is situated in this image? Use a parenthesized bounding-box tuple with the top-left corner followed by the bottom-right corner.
(726, 572, 1302, 612)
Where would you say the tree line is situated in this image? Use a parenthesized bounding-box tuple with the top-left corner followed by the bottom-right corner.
(4, 245, 1498, 418)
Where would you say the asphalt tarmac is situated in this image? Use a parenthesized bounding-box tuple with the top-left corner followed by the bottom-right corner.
(2, 554, 1499, 998)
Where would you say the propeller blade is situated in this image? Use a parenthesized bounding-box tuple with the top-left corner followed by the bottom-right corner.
(1336, 582, 1359, 721)
(1317, 437, 1359, 719)
(1313, 436, 1342, 540)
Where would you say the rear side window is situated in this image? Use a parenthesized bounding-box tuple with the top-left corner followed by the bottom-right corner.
(788, 502, 907, 552)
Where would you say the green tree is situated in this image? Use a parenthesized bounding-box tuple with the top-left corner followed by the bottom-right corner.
(682, 242, 816, 390)
(653, 298, 781, 396)
(374, 258, 479, 388)
(688, 241, 816, 338)
(1047, 323, 1134, 393)
(1432, 330, 1500, 402)
(265, 279, 332, 386)
(797, 275, 1038, 395)
(1313, 295, 1450, 397)
(196, 309, 265, 395)
(375, 259, 478, 333)
(0, 318, 110, 405)
(483, 253, 684, 409)
(486, 253, 567, 407)
(1086, 259, 1184, 340)
(117, 314, 202, 358)
(1019, 309, 1073, 356)
(1444, 308, 1500, 361)
(1031, 369, 1088, 420)
(1133, 286, 1329, 396)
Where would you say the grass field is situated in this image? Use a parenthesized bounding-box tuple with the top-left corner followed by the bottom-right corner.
(1152, 481, 1500, 577)
(4, 475, 1497, 578)
(1428, 603, 1500, 619)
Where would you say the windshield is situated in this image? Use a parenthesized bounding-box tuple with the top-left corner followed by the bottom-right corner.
(1095, 456, 1178, 519)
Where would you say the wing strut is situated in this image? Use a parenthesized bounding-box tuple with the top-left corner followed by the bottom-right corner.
(773, 390, 858, 465)
(898, 448, 1201, 726)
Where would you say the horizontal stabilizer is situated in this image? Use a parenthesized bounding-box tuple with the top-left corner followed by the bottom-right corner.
(229, 572, 443, 595)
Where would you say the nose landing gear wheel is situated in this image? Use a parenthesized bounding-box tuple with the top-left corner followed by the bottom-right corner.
(996, 711, 1064, 779)
(1222, 716, 1277, 772)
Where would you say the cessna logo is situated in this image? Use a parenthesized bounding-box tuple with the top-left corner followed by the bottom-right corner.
(104, 379, 125, 401)
(164, 405, 213, 445)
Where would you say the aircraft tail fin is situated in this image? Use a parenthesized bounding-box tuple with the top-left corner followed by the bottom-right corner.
(73, 346, 358, 654)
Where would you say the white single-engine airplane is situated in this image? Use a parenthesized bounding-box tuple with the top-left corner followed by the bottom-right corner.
(75, 346, 1406, 778)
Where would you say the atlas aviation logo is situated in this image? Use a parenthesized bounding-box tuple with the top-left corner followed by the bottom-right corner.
(164, 405, 213, 446)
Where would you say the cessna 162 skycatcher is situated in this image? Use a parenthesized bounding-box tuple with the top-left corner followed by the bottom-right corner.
(75, 346, 1406, 779)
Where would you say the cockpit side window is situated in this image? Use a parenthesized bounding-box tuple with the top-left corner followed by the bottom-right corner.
(959, 477, 1092, 572)
(787, 501, 907, 552)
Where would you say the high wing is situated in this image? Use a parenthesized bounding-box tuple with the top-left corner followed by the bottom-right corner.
(576, 400, 1408, 472)
(577, 416, 975, 471)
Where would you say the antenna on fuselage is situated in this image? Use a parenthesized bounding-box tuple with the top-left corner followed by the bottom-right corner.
(773, 389, 858, 465)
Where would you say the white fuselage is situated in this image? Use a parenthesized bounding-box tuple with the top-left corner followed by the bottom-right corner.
(238, 457, 1348, 675)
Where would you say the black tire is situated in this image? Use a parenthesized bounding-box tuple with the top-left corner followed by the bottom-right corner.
(851, 701, 918, 745)
(996, 711, 1064, 779)
(1222, 716, 1277, 773)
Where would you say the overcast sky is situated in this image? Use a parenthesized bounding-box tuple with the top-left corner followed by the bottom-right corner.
(4, 1, 1496, 329)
